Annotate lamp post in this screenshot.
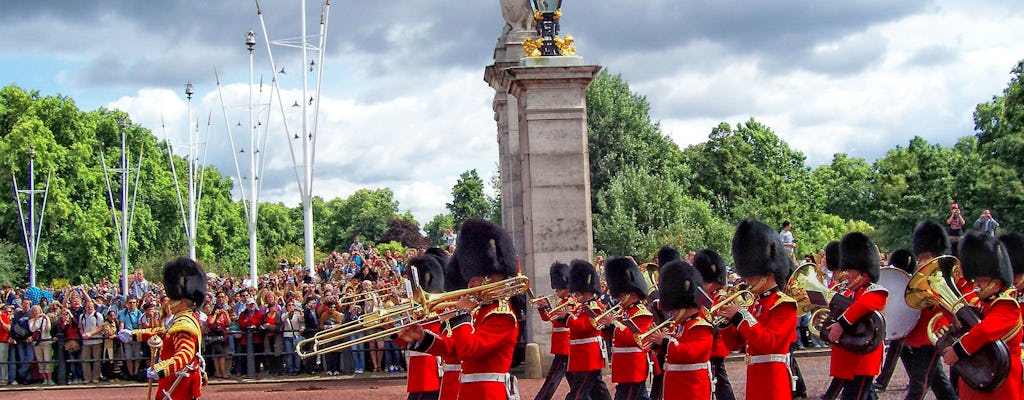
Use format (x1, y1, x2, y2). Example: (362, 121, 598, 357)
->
(246, 29, 259, 288)
(531, 0, 563, 56)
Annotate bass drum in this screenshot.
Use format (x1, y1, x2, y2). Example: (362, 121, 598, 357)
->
(879, 267, 919, 340)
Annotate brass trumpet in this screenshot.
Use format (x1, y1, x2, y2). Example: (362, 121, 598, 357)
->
(708, 285, 756, 328)
(529, 293, 560, 308)
(592, 304, 625, 330)
(547, 298, 577, 314)
(296, 275, 530, 358)
(635, 313, 683, 348)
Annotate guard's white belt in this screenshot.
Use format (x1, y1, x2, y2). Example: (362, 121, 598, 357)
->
(612, 346, 643, 354)
(442, 364, 462, 372)
(460, 372, 508, 384)
(552, 327, 570, 333)
(666, 362, 710, 372)
(569, 336, 602, 346)
(406, 350, 431, 357)
(746, 353, 789, 365)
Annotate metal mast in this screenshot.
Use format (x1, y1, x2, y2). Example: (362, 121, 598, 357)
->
(101, 119, 144, 295)
(186, 82, 198, 260)
(12, 148, 50, 287)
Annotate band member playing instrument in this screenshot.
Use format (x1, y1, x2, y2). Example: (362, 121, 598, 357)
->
(645, 259, 713, 400)
(404, 252, 448, 400)
(716, 219, 797, 400)
(648, 246, 682, 400)
(902, 221, 958, 400)
(564, 259, 612, 400)
(397, 219, 520, 400)
(942, 231, 1023, 400)
(534, 262, 572, 400)
(825, 232, 888, 400)
(603, 257, 655, 400)
(118, 257, 207, 400)
(692, 249, 737, 400)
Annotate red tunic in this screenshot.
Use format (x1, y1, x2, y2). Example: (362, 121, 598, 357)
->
(133, 311, 203, 400)
(904, 305, 941, 348)
(829, 283, 887, 379)
(538, 297, 571, 355)
(662, 316, 713, 400)
(415, 301, 518, 400)
(406, 320, 442, 393)
(736, 290, 796, 400)
(565, 300, 607, 372)
(611, 303, 654, 383)
(951, 291, 1023, 400)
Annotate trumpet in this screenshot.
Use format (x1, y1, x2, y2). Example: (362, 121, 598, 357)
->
(548, 298, 577, 315)
(708, 285, 756, 328)
(529, 293, 560, 309)
(592, 304, 625, 330)
(635, 312, 685, 348)
(295, 275, 530, 358)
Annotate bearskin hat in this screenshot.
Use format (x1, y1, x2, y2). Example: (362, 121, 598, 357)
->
(959, 231, 1013, 287)
(912, 221, 950, 258)
(408, 254, 445, 294)
(568, 259, 601, 295)
(824, 241, 841, 272)
(998, 232, 1024, 277)
(549, 262, 570, 290)
(163, 257, 207, 307)
(839, 232, 880, 282)
(888, 248, 915, 275)
(452, 218, 517, 280)
(656, 245, 681, 269)
(693, 249, 727, 287)
(444, 255, 467, 291)
(731, 219, 790, 279)
(658, 259, 705, 311)
(424, 247, 449, 263)
(605, 257, 649, 300)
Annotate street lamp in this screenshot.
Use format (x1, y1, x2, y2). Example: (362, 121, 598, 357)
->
(185, 81, 194, 100)
(246, 30, 256, 53)
(531, 0, 563, 56)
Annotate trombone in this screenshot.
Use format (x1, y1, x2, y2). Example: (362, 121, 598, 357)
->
(296, 275, 530, 358)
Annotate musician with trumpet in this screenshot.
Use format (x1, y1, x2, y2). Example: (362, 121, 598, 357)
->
(603, 257, 656, 400)
(642, 259, 714, 399)
(715, 219, 797, 400)
(941, 232, 1022, 399)
(824, 232, 888, 399)
(532, 262, 572, 400)
(562, 259, 612, 400)
(403, 253, 447, 400)
(693, 249, 737, 400)
(397, 219, 522, 400)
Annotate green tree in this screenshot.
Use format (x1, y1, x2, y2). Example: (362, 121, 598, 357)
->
(973, 59, 1024, 226)
(447, 169, 490, 228)
(335, 188, 401, 245)
(424, 214, 455, 247)
(813, 153, 874, 223)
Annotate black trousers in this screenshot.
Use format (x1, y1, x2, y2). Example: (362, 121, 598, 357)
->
(650, 352, 666, 400)
(566, 370, 611, 400)
(535, 354, 568, 400)
(407, 391, 439, 400)
(613, 382, 648, 400)
(791, 347, 807, 398)
(899, 345, 957, 400)
(839, 376, 878, 400)
(710, 357, 736, 400)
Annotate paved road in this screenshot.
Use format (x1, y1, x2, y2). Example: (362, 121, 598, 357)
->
(0, 354, 938, 399)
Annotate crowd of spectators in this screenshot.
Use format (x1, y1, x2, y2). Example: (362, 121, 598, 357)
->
(1, 239, 431, 386)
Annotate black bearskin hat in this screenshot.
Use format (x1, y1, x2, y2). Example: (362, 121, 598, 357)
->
(960, 231, 1013, 287)
(656, 246, 681, 269)
(693, 249, 727, 287)
(568, 259, 601, 295)
(913, 221, 950, 258)
(658, 259, 704, 311)
(424, 247, 449, 262)
(824, 241, 841, 272)
(452, 218, 517, 280)
(408, 254, 445, 294)
(549, 262, 570, 290)
(999, 232, 1024, 277)
(888, 248, 915, 275)
(163, 257, 207, 307)
(731, 219, 790, 279)
(605, 257, 649, 300)
(444, 256, 467, 292)
(839, 232, 880, 282)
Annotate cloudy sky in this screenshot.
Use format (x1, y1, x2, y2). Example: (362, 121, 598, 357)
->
(2, 1, 1023, 225)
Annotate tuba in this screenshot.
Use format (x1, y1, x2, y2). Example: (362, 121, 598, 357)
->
(905, 256, 1010, 392)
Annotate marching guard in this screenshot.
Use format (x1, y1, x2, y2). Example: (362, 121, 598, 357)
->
(645, 259, 714, 400)
(716, 219, 797, 400)
(404, 252, 448, 400)
(603, 257, 655, 400)
(825, 232, 888, 400)
(534, 262, 573, 400)
(564, 259, 612, 400)
(397, 218, 521, 400)
(942, 231, 1023, 400)
(693, 249, 737, 400)
(118, 257, 207, 400)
